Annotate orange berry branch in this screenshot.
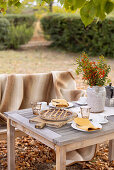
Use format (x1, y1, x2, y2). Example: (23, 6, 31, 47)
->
(75, 52, 111, 86)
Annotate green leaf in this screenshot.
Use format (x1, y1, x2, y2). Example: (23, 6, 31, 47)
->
(95, 0, 107, 20)
(105, 1, 114, 14)
(101, 0, 107, 11)
(93, 0, 100, 6)
(8, 0, 14, 7)
(99, 11, 106, 20)
(80, 1, 97, 26)
(0, 0, 114, 27)
(80, 11, 93, 27)
(15, 2, 22, 7)
(73, 0, 86, 9)
(89, 3, 97, 17)
(58, 0, 64, 5)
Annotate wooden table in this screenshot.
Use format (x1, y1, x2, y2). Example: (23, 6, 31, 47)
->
(5, 108, 114, 170)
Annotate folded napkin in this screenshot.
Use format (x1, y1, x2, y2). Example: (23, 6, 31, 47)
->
(74, 117, 101, 132)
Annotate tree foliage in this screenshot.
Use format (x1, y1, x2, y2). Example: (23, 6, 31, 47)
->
(0, 0, 114, 26)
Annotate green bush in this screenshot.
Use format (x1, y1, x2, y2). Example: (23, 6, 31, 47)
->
(0, 14, 36, 27)
(0, 15, 35, 50)
(7, 24, 34, 49)
(41, 14, 114, 58)
(0, 18, 10, 50)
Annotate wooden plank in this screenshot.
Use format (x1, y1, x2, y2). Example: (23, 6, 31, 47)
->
(18, 111, 33, 117)
(4, 108, 32, 118)
(7, 119, 15, 170)
(109, 139, 114, 161)
(49, 124, 71, 132)
(18, 113, 33, 117)
(56, 127, 76, 134)
(8, 113, 61, 142)
(0, 125, 26, 140)
(53, 121, 114, 145)
(11, 121, 55, 149)
(50, 128, 77, 136)
(65, 133, 114, 152)
(56, 146, 66, 170)
(47, 124, 74, 134)
(18, 109, 32, 114)
(57, 130, 79, 136)
(21, 115, 35, 119)
(0, 112, 7, 121)
(0, 126, 7, 140)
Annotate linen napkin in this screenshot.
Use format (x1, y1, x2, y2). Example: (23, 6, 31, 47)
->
(74, 117, 101, 132)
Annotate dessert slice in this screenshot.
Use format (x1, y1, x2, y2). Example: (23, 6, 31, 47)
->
(51, 99, 69, 107)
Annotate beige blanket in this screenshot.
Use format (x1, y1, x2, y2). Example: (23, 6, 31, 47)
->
(0, 71, 96, 163)
(0, 71, 84, 113)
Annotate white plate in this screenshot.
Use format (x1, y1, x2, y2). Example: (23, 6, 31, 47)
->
(49, 102, 73, 108)
(76, 102, 87, 106)
(76, 97, 87, 105)
(71, 121, 102, 132)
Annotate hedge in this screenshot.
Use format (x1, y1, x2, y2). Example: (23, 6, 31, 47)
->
(0, 18, 10, 50)
(0, 14, 35, 49)
(0, 14, 36, 27)
(40, 14, 114, 58)
(7, 24, 34, 49)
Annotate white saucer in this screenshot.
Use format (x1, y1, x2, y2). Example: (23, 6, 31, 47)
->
(92, 118, 108, 124)
(49, 102, 73, 108)
(71, 121, 102, 132)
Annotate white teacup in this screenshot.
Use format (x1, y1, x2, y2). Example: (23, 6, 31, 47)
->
(98, 116, 108, 124)
(92, 115, 108, 124)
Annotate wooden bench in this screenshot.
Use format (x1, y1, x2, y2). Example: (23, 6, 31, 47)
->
(0, 71, 83, 141)
(5, 108, 114, 170)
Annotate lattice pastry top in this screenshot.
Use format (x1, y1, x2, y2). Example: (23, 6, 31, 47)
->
(39, 108, 75, 121)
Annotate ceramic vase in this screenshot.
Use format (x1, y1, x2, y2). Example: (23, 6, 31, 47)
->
(87, 86, 106, 113)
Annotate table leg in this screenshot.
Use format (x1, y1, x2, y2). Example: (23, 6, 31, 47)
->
(7, 119, 15, 170)
(109, 139, 114, 161)
(56, 146, 66, 170)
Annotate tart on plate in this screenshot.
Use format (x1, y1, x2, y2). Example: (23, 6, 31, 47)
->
(39, 108, 76, 121)
(51, 99, 69, 107)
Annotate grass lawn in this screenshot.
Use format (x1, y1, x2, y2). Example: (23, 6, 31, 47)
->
(0, 47, 114, 89)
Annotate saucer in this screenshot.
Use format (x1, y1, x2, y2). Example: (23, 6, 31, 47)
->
(91, 118, 108, 124)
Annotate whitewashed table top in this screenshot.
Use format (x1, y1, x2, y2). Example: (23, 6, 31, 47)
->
(5, 106, 114, 146)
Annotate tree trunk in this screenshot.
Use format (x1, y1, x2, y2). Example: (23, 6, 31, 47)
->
(49, 1, 53, 12)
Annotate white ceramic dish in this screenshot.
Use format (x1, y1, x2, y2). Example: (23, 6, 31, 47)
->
(91, 118, 108, 124)
(71, 120, 102, 132)
(49, 102, 74, 108)
(75, 97, 87, 106)
(76, 101, 87, 106)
